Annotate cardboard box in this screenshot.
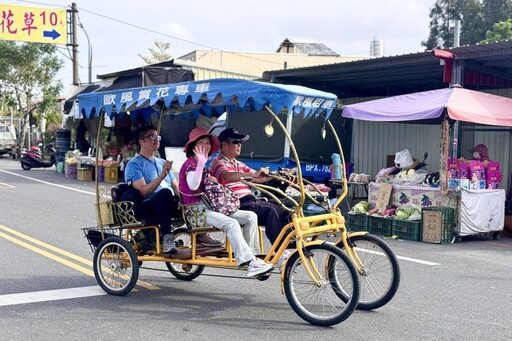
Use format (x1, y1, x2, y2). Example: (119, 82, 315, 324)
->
(422, 207, 455, 244)
(447, 158, 461, 178)
(469, 160, 485, 180)
(104, 166, 118, 183)
(469, 180, 486, 190)
(448, 178, 460, 190)
(77, 167, 93, 181)
(458, 161, 469, 178)
(486, 161, 500, 173)
(422, 211, 442, 243)
(459, 178, 469, 190)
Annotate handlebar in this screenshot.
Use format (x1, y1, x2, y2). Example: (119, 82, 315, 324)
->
(239, 177, 296, 212)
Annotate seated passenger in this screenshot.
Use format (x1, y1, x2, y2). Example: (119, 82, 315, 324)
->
(124, 125, 181, 254)
(210, 128, 292, 247)
(179, 128, 273, 277)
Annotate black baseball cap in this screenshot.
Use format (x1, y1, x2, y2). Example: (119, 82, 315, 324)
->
(218, 128, 250, 142)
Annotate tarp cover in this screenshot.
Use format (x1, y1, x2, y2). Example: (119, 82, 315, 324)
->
(77, 78, 337, 120)
(342, 87, 512, 126)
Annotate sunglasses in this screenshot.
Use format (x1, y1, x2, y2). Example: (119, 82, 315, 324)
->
(229, 140, 242, 145)
(143, 134, 161, 141)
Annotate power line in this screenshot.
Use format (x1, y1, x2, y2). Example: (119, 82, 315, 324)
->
(76, 6, 284, 67)
(15, 0, 284, 67)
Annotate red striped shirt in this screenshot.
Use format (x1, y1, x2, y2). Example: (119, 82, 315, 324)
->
(210, 153, 254, 198)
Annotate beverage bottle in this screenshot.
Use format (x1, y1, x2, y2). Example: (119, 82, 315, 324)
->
(331, 153, 342, 180)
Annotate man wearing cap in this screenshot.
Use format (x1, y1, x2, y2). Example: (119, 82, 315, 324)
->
(210, 128, 291, 246)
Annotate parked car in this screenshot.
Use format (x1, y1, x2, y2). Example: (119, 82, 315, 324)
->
(0, 123, 17, 159)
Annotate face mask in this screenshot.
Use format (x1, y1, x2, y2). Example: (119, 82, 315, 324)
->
(473, 151, 481, 159)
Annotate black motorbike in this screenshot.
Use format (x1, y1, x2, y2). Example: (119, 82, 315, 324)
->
(20, 144, 56, 170)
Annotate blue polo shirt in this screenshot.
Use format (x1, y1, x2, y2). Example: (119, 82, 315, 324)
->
(125, 155, 176, 196)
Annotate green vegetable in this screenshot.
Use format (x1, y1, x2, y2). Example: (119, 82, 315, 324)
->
(395, 209, 410, 220)
(352, 201, 370, 214)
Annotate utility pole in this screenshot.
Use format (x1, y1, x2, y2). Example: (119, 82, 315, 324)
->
(68, 2, 79, 85)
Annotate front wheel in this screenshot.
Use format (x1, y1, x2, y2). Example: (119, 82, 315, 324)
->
(165, 227, 205, 280)
(93, 236, 139, 296)
(283, 243, 360, 327)
(336, 234, 400, 310)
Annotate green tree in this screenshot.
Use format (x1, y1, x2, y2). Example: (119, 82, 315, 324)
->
(423, 0, 512, 50)
(0, 41, 62, 153)
(138, 40, 172, 65)
(422, 0, 483, 50)
(480, 18, 512, 42)
(459, 0, 486, 46)
(483, 0, 512, 30)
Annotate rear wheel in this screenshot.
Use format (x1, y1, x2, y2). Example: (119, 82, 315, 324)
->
(165, 227, 205, 280)
(93, 236, 139, 296)
(283, 243, 360, 326)
(21, 162, 31, 170)
(336, 234, 400, 310)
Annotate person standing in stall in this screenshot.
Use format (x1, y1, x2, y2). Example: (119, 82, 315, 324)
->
(469, 144, 491, 161)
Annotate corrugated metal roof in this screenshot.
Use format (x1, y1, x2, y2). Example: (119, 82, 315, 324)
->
(264, 40, 512, 99)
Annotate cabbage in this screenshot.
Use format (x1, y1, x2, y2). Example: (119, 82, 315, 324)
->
(395, 210, 408, 220)
(352, 201, 370, 214)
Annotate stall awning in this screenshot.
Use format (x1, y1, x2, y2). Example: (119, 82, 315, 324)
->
(77, 78, 337, 120)
(342, 87, 512, 126)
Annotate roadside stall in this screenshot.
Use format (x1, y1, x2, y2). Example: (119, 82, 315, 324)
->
(341, 86, 512, 241)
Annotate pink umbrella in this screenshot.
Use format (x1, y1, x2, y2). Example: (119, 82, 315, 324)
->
(342, 87, 512, 127)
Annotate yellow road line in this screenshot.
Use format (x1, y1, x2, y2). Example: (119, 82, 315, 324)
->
(0, 224, 93, 266)
(0, 230, 95, 276)
(0, 224, 159, 290)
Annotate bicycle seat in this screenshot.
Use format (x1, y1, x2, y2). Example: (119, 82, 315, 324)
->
(111, 182, 142, 204)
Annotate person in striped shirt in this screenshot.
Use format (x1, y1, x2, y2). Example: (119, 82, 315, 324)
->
(210, 128, 291, 246)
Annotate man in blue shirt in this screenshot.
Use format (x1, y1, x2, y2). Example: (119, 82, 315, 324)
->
(124, 125, 180, 254)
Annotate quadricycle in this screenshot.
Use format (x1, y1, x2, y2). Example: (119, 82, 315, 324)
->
(79, 78, 400, 326)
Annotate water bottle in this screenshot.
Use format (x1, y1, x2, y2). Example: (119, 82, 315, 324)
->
(331, 153, 342, 180)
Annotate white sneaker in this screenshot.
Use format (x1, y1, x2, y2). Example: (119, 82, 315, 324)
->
(162, 234, 177, 254)
(247, 258, 274, 277)
(277, 250, 292, 272)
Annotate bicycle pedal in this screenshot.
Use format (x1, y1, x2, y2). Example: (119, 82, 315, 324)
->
(256, 272, 272, 281)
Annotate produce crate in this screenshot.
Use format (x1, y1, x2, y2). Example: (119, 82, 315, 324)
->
(368, 216, 393, 236)
(77, 167, 94, 181)
(392, 219, 422, 241)
(104, 166, 118, 183)
(421, 207, 455, 244)
(345, 213, 369, 232)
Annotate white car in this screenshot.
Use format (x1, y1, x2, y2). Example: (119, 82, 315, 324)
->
(0, 123, 17, 159)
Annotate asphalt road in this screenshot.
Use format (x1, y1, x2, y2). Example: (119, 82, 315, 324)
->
(0, 156, 511, 341)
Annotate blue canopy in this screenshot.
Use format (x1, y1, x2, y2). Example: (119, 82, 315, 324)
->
(77, 78, 337, 120)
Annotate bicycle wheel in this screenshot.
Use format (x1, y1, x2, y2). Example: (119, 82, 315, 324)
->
(93, 236, 139, 296)
(336, 234, 400, 310)
(283, 243, 360, 327)
(165, 227, 205, 280)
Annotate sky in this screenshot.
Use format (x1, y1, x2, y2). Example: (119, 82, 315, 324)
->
(2, 0, 434, 96)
